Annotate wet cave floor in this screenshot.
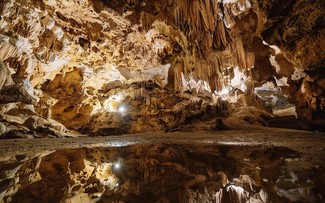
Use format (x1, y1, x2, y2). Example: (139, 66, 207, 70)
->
(0, 128, 324, 203)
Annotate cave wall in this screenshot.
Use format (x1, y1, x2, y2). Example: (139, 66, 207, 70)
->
(0, 0, 323, 136)
(259, 0, 325, 130)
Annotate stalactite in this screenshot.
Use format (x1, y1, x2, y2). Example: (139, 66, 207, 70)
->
(0, 41, 21, 62)
(160, 0, 257, 94)
(235, 38, 247, 70)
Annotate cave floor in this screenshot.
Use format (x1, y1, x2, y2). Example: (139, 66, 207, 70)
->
(1, 128, 324, 164)
(0, 128, 324, 202)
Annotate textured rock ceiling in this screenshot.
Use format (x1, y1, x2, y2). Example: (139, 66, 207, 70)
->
(0, 0, 324, 137)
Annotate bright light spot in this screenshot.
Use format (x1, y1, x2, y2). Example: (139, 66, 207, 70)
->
(117, 105, 126, 113)
(103, 93, 125, 112)
(113, 163, 121, 170)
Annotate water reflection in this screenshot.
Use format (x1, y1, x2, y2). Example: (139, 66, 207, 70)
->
(0, 144, 322, 202)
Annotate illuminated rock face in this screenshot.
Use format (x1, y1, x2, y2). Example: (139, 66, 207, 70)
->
(0, 0, 324, 136)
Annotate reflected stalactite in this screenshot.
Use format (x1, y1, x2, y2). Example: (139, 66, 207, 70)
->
(0, 144, 313, 203)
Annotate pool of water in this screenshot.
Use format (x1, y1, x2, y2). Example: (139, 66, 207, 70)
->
(0, 143, 322, 202)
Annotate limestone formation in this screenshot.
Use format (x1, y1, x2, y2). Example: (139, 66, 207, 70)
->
(0, 1, 324, 202)
(0, 0, 323, 136)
